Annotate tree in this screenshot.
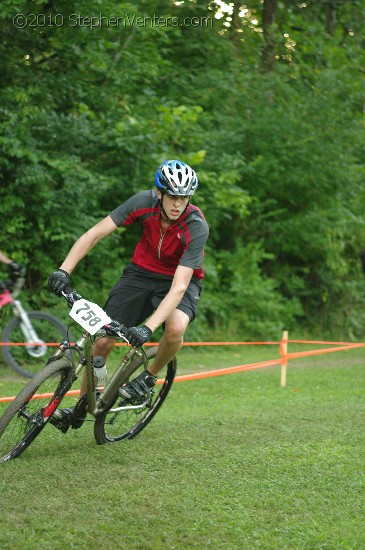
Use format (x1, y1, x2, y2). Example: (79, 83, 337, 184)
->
(1, 0, 364, 339)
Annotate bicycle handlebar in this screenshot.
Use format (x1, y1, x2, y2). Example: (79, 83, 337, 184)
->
(61, 287, 129, 341)
(0, 275, 25, 297)
(62, 286, 82, 306)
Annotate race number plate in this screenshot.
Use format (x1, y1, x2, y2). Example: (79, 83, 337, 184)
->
(69, 299, 111, 335)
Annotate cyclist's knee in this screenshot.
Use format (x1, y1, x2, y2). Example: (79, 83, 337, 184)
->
(164, 317, 188, 342)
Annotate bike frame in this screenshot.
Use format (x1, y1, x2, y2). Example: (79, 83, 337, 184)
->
(0, 288, 176, 461)
(53, 331, 148, 418)
(0, 282, 49, 358)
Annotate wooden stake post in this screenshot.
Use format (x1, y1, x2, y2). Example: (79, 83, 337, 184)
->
(280, 330, 288, 388)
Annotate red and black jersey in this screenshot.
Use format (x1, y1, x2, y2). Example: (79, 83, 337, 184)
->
(110, 190, 209, 279)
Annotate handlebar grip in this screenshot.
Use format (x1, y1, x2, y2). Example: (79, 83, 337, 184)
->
(105, 321, 128, 339)
(62, 288, 82, 307)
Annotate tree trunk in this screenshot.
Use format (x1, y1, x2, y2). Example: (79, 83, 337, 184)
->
(229, 0, 242, 51)
(326, 1, 336, 35)
(262, 0, 277, 71)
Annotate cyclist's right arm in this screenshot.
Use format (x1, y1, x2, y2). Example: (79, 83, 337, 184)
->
(0, 251, 12, 265)
(60, 215, 118, 275)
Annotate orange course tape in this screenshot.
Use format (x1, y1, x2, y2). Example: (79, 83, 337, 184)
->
(0, 339, 364, 403)
(0, 341, 280, 347)
(0, 358, 282, 403)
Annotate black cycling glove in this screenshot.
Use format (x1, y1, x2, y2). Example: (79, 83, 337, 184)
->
(8, 262, 25, 279)
(125, 325, 152, 347)
(48, 269, 71, 296)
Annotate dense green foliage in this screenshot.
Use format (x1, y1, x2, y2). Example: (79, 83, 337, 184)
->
(1, 0, 365, 339)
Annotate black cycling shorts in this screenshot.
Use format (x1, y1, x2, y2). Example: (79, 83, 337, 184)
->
(103, 263, 202, 328)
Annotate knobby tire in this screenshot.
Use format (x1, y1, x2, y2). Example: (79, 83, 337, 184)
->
(1, 311, 69, 378)
(0, 357, 72, 462)
(94, 347, 176, 444)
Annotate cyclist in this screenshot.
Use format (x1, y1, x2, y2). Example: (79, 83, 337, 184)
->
(0, 251, 25, 288)
(48, 160, 209, 427)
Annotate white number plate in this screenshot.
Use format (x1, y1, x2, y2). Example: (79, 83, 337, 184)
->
(69, 299, 111, 335)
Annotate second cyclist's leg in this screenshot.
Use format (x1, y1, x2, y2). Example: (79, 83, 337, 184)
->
(120, 309, 189, 400)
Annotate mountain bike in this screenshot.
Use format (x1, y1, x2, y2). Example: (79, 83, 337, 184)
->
(0, 288, 176, 462)
(0, 274, 69, 378)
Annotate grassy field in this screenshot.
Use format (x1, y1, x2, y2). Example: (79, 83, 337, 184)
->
(0, 344, 364, 549)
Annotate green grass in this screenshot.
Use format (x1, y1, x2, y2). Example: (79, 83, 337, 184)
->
(0, 345, 364, 549)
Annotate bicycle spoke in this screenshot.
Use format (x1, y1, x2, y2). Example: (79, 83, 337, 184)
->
(94, 352, 176, 444)
(0, 358, 72, 461)
(1, 312, 69, 378)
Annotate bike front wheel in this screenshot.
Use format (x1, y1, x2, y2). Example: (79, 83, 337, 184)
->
(94, 347, 176, 444)
(1, 311, 69, 378)
(0, 357, 72, 462)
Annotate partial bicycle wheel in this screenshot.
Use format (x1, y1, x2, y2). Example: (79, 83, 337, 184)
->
(0, 357, 72, 462)
(1, 311, 69, 378)
(94, 347, 176, 444)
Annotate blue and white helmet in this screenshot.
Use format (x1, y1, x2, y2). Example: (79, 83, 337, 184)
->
(155, 160, 198, 196)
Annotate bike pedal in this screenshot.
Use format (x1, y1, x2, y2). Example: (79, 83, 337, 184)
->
(70, 417, 86, 430)
(49, 418, 71, 434)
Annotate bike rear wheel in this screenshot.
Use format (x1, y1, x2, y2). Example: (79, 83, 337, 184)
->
(94, 347, 176, 444)
(0, 357, 72, 462)
(1, 311, 69, 378)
